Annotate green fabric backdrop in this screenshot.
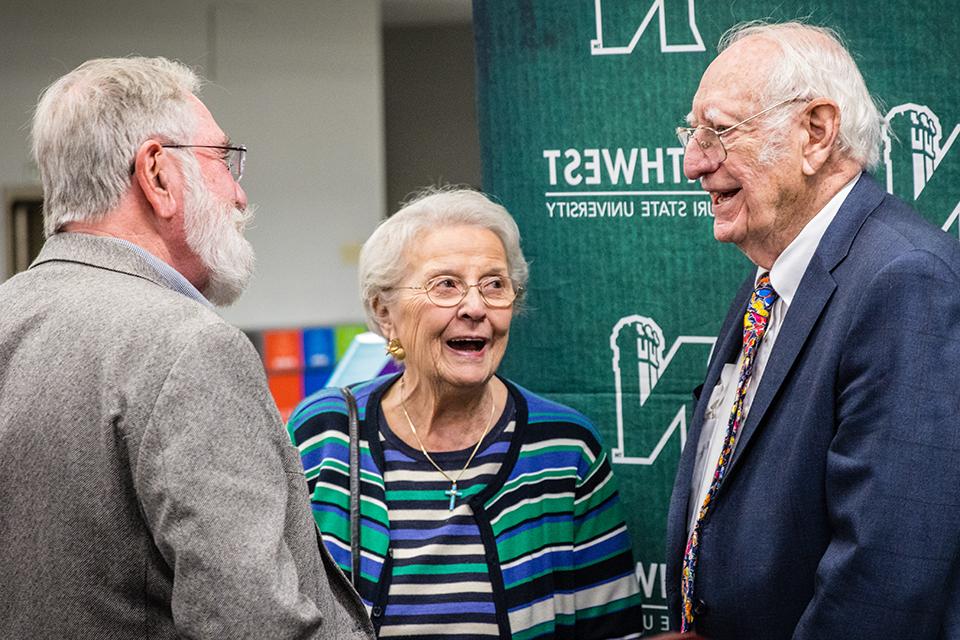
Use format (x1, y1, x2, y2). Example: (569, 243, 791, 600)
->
(473, 0, 959, 631)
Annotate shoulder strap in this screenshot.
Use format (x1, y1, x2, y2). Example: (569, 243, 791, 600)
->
(341, 385, 362, 591)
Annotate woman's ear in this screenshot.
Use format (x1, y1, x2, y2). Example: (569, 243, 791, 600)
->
(372, 295, 394, 338)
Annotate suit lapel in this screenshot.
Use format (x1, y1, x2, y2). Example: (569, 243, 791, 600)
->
(725, 173, 886, 476)
(726, 258, 835, 474)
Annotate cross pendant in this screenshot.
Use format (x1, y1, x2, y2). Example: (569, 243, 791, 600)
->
(445, 482, 462, 511)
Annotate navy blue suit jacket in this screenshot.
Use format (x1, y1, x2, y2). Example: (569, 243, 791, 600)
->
(666, 174, 960, 639)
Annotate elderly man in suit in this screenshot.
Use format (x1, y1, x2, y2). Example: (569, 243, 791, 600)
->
(665, 21, 960, 639)
(0, 57, 373, 639)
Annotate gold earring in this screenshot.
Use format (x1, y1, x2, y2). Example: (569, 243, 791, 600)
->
(386, 337, 406, 361)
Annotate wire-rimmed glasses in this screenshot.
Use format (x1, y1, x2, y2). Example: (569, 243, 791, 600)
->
(161, 144, 247, 182)
(396, 275, 522, 308)
(676, 97, 804, 164)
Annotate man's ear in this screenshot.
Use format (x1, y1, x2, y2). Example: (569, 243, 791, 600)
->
(800, 98, 842, 176)
(371, 295, 394, 338)
(132, 140, 179, 220)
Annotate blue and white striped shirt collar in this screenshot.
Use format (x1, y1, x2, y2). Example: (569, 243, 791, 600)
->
(102, 237, 212, 308)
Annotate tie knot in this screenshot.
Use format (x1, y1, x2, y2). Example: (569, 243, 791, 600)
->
(742, 273, 778, 350)
(752, 273, 778, 311)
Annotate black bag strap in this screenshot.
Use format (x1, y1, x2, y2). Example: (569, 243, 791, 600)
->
(341, 385, 362, 591)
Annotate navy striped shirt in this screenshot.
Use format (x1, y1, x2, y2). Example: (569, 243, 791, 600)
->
(376, 394, 515, 639)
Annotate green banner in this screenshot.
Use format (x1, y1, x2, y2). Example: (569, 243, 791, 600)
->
(474, 0, 959, 632)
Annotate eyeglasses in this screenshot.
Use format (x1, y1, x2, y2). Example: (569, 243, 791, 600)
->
(395, 275, 522, 308)
(161, 144, 247, 182)
(676, 97, 803, 165)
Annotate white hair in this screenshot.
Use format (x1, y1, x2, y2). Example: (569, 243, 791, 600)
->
(179, 152, 255, 307)
(358, 187, 529, 335)
(719, 21, 885, 170)
(31, 57, 201, 236)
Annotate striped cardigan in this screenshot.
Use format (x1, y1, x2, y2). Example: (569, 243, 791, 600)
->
(287, 374, 644, 639)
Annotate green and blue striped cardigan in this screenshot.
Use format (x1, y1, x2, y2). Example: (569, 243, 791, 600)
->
(288, 374, 644, 639)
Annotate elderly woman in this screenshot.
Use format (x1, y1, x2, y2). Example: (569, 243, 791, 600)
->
(288, 188, 643, 639)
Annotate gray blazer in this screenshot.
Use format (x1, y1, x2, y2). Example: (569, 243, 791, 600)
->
(0, 233, 374, 639)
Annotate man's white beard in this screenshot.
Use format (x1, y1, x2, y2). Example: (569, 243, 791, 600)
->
(181, 159, 255, 307)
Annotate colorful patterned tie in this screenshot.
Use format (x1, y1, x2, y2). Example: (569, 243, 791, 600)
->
(680, 273, 778, 632)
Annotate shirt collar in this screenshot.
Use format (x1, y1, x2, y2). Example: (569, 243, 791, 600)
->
(102, 237, 213, 307)
(759, 173, 861, 305)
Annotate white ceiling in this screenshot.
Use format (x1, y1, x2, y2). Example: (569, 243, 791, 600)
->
(382, 0, 473, 26)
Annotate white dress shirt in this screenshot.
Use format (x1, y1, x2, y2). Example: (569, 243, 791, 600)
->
(686, 174, 860, 533)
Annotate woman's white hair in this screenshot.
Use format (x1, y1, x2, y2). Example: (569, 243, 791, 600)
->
(358, 187, 529, 335)
(719, 21, 885, 170)
(31, 57, 201, 236)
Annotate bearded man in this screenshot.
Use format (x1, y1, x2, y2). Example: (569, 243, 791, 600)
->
(665, 22, 960, 640)
(0, 57, 373, 639)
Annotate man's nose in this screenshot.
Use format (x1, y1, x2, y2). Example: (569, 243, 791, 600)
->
(235, 182, 248, 211)
(682, 136, 720, 180)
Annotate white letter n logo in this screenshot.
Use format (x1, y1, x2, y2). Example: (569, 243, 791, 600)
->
(591, 0, 705, 55)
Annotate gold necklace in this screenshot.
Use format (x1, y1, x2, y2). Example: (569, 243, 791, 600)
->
(399, 376, 497, 511)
